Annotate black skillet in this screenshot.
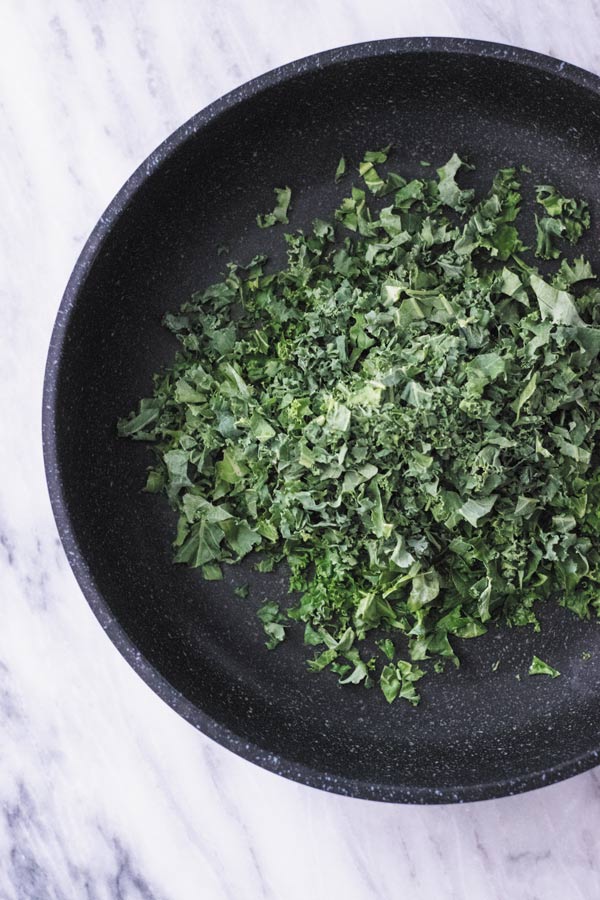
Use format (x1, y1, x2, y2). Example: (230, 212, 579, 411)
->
(43, 38, 600, 803)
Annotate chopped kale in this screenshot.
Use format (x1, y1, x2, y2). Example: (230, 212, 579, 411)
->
(119, 151, 598, 704)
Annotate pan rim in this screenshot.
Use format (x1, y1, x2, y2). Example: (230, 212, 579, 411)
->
(42, 36, 600, 804)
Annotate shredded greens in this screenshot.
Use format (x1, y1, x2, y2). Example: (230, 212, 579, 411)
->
(119, 148, 600, 705)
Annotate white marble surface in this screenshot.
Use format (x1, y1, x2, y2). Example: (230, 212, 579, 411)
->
(3, 1, 600, 897)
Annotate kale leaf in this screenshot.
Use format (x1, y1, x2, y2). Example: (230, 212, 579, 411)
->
(257, 186, 292, 228)
(529, 656, 560, 678)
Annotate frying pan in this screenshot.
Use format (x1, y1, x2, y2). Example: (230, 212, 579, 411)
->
(43, 38, 600, 803)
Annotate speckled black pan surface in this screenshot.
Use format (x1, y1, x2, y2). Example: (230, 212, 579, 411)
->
(44, 38, 600, 803)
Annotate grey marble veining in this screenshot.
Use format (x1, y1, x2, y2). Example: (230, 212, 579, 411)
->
(4, 1, 600, 898)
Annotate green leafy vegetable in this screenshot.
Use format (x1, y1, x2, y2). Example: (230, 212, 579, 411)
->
(436, 152, 474, 212)
(528, 655, 560, 678)
(536, 185, 590, 244)
(119, 149, 600, 705)
(380, 660, 424, 705)
(535, 215, 564, 259)
(335, 156, 347, 183)
(257, 186, 292, 228)
(257, 601, 287, 649)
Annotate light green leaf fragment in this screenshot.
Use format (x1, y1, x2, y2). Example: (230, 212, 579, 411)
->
(401, 380, 431, 408)
(499, 267, 522, 296)
(326, 401, 351, 433)
(514, 496, 538, 518)
(408, 570, 440, 611)
(477, 577, 493, 623)
(174, 518, 224, 567)
(436, 152, 474, 212)
(257, 601, 287, 649)
(360, 161, 386, 195)
(457, 496, 498, 527)
(117, 401, 160, 437)
(334, 155, 346, 183)
(182, 494, 233, 524)
(512, 371, 538, 421)
(378, 638, 395, 661)
(338, 648, 369, 684)
(528, 655, 560, 678)
(216, 448, 248, 484)
(220, 519, 261, 558)
(174, 379, 206, 404)
(257, 186, 292, 228)
(466, 352, 506, 385)
(380, 664, 401, 703)
(249, 412, 276, 442)
(530, 273, 584, 326)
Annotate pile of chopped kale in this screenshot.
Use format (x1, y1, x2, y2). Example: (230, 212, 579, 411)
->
(119, 148, 600, 704)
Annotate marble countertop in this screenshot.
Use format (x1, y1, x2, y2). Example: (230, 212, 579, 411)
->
(3, 1, 600, 897)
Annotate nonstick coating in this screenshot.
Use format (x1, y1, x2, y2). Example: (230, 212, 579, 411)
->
(44, 38, 600, 803)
